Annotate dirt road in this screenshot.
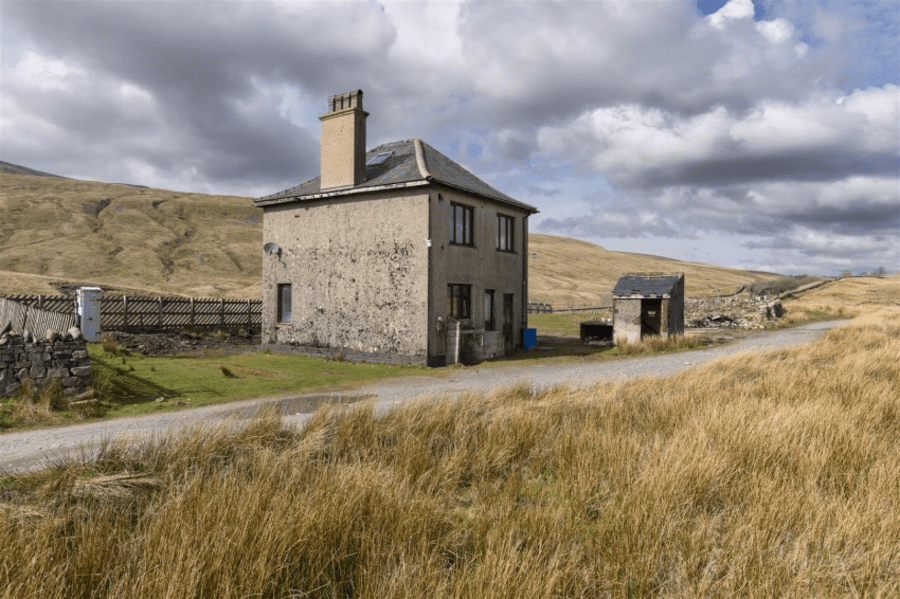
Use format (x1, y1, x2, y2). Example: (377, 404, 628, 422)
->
(0, 320, 846, 473)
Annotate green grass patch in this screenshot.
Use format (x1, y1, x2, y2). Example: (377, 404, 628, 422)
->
(528, 312, 606, 337)
(87, 344, 431, 419)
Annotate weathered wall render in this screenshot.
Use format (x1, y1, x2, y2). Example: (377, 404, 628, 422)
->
(261, 189, 430, 361)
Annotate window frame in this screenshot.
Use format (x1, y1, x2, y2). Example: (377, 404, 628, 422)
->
(447, 284, 472, 319)
(277, 283, 292, 324)
(496, 213, 515, 252)
(449, 202, 474, 246)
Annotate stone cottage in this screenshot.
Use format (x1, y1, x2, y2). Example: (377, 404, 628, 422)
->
(255, 90, 538, 366)
(612, 273, 685, 343)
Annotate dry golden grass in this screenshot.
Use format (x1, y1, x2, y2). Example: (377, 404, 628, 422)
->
(614, 333, 706, 355)
(529, 234, 776, 307)
(781, 275, 900, 324)
(2, 308, 898, 598)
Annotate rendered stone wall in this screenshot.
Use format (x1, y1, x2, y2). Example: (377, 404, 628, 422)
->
(0, 330, 93, 397)
(613, 298, 643, 344)
(429, 187, 532, 361)
(261, 188, 430, 361)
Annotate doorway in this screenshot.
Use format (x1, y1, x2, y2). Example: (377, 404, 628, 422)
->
(640, 298, 662, 338)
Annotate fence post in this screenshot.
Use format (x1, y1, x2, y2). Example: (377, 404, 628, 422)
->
(220, 298, 225, 327)
(38, 295, 43, 310)
(123, 295, 128, 328)
(158, 296, 163, 328)
(190, 297, 195, 327)
(247, 298, 251, 327)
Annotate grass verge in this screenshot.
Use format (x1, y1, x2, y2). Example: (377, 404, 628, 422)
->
(0, 345, 430, 429)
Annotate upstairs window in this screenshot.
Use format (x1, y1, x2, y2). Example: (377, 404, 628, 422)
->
(448, 284, 472, 319)
(277, 284, 291, 323)
(449, 203, 473, 246)
(497, 214, 515, 252)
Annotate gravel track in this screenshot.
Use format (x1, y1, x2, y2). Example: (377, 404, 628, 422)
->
(0, 320, 846, 474)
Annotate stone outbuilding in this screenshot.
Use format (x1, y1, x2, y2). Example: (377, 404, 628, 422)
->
(612, 273, 685, 343)
(254, 90, 538, 366)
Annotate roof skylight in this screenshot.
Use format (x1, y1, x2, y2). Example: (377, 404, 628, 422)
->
(366, 151, 393, 166)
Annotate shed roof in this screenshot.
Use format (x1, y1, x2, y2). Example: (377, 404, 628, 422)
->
(613, 273, 684, 298)
(255, 139, 537, 213)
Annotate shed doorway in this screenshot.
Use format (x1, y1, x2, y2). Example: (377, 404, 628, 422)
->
(640, 298, 662, 338)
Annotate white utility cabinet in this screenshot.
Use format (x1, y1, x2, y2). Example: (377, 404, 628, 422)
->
(76, 287, 103, 342)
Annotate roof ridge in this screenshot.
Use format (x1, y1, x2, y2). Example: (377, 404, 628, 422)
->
(413, 138, 432, 180)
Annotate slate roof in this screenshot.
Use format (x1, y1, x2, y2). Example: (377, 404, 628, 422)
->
(255, 139, 537, 213)
(613, 273, 684, 298)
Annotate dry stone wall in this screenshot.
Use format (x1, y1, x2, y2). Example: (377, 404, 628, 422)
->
(0, 327, 92, 398)
(685, 296, 784, 329)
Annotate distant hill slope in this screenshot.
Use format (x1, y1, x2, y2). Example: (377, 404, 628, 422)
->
(1, 167, 775, 302)
(0, 161, 65, 178)
(0, 172, 262, 298)
(528, 234, 777, 307)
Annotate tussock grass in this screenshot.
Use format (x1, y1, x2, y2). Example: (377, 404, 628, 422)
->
(1, 310, 898, 597)
(614, 333, 706, 355)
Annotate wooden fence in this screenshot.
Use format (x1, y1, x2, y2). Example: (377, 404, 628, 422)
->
(2, 294, 261, 333)
(527, 302, 553, 314)
(102, 296, 261, 330)
(0, 297, 77, 339)
(551, 306, 613, 314)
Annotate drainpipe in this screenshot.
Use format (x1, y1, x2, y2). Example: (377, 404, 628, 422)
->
(455, 320, 461, 365)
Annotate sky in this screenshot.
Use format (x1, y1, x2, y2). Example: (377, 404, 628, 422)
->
(2, 0, 898, 276)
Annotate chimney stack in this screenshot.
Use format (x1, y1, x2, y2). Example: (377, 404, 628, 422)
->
(319, 90, 368, 190)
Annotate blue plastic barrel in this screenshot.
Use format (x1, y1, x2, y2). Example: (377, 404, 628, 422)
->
(523, 328, 537, 349)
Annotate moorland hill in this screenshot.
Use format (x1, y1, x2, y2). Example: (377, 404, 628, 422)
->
(2, 165, 775, 303)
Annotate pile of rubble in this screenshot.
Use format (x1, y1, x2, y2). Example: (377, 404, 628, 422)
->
(106, 328, 260, 357)
(685, 296, 784, 330)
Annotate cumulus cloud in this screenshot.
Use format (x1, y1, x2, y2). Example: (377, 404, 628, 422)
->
(536, 85, 899, 189)
(0, 0, 397, 194)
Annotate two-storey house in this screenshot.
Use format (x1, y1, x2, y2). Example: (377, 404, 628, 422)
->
(255, 90, 537, 366)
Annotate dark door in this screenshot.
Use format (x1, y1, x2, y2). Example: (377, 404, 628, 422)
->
(503, 293, 514, 349)
(640, 298, 662, 338)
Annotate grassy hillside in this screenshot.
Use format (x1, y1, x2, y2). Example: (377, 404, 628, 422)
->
(0, 173, 261, 298)
(2, 168, 774, 302)
(781, 274, 900, 319)
(529, 233, 776, 307)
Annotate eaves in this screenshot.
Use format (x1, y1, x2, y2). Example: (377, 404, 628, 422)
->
(254, 180, 432, 208)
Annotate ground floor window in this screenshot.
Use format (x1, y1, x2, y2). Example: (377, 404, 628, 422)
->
(448, 284, 472, 319)
(277, 283, 291, 323)
(484, 290, 495, 330)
